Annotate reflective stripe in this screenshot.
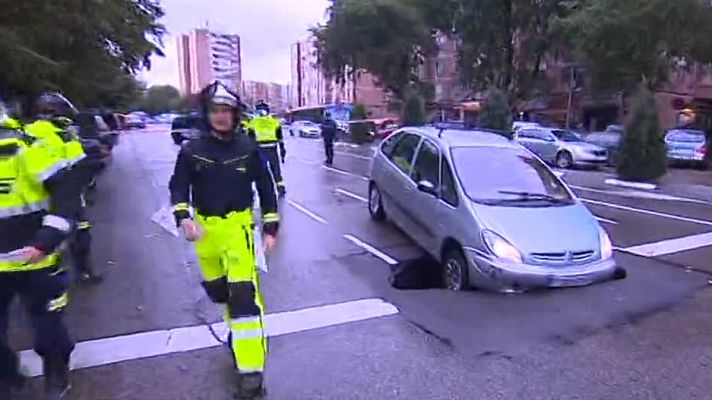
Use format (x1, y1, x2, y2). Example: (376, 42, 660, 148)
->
(0, 199, 50, 218)
(43, 214, 72, 232)
(38, 159, 68, 181)
(238, 366, 264, 374)
(258, 142, 279, 148)
(263, 213, 279, 223)
(66, 153, 86, 167)
(77, 221, 91, 230)
(172, 202, 190, 213)
(231, 316, 261, 325)
(230, 329, 264, 340)
(47, 293, 68, 312)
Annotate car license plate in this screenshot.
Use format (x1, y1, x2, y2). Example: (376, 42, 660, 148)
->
(548, 275, 593, 287)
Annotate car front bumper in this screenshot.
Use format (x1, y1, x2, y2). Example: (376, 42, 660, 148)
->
(467, 250, 618, 292)
(573, 153, 607, 165)
(300, 130, 321, 138)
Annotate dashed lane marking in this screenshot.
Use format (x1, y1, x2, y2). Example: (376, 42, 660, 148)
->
(621, 232, 712, 257)
(343, 234, 399, 265)
(287, 200, 329, 224)
(19, 298, 399, 377)
(335, 188, 368, 203)
(581, 198, 712, 227)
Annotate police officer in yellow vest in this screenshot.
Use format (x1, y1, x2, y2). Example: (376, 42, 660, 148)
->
(0, 101, 80, 399)
(170, 82, 279, 399)
(24, 93, 100, 284)
(246, 101, 286, 197)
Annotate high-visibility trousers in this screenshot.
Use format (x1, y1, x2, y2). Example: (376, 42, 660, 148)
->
(194, 209, 266, 374)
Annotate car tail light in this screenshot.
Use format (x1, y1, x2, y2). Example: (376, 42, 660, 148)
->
(696, 144, 707, 157)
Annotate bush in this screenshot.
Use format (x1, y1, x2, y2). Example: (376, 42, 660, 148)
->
(478, 88, 512, 135)
(616, 88, 667, 181)
(349, 103, 372, 143)
(401, 94, 425, 126)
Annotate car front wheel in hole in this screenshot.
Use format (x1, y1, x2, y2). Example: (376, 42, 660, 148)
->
(555, 151, 573, 169)
(368, 183, 386, 221)
(443, 247, 469, 291)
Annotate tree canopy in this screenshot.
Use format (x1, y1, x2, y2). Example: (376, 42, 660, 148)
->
(139, 85, 183, 116)
(313, 0, 433, 101)
(559, 0, 712, 94)
(0, 0, 165, 110)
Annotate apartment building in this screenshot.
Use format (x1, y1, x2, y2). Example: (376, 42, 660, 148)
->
(242, 80, 289, 112)
(290, 36, 391, 117)
(176, 28, 242, 96)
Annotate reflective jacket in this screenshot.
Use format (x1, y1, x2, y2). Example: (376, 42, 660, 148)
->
(24, 119, 86, 169)
(169, 130, 280, 235)
(0, 129, 79, 272)
(246, 116, 283, 146)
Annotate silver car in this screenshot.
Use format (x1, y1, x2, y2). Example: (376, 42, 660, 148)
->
(368, 127, 617, 292)
(664, 129, 709, 168)
(291, 120, 322, 138)
(514, 127, 607, 168)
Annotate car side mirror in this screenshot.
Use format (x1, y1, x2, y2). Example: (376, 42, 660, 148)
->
(417, 180, 437, 196)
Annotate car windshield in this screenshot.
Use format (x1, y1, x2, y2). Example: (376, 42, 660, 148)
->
(666, 130, 706, 143)
(451, 146, 573, 206)
(551, 129, 582, 142)
(172, 117, 188, 129)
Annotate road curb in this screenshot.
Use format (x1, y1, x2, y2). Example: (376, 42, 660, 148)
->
(604, 178, 657, 190)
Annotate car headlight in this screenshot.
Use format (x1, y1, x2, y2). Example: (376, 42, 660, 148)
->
(482, 230, 522, 263)
(599, 226, 613, 260)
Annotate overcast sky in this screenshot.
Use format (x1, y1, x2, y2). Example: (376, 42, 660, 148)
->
(141, 0, 330, 87)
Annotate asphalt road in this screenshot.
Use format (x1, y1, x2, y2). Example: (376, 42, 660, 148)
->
(9, 125, 712, 400)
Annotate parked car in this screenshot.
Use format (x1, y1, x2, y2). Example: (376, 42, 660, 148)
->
(585, 128, 623, 166)
(374, 118, 399, 139)
(368, 127, 617, 292)
(125, 114, 146, 129)
(512, 121, 542, 133)
(291, 120, 322, 138)
(665, 129, 709, 169)
(171, 114, 203, 145)
(513, 127, 607, 169)
(75, 112, 117, 171)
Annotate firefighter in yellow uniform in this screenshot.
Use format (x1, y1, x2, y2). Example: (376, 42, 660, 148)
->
(0, 106, 80, 399)
(24, 93, 99, 283)
(169, 82, 279, 399)
(246, 101, 286, 197)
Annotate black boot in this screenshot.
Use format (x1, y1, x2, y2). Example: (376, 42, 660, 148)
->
(236, 372, 265, 399)
(43, 355, 70, 400)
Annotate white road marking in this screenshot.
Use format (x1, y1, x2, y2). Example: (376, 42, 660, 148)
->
(287, 200, 329, 224)
(335, 188, 368, 203)
(595, 216, 618, 225)
(343, 234, 399, 265)
(582, 198, 712, 227)
(20, 298, 398, 377)
(605, 178, 657, 190)
(621, 232, 712, 257)
(323, 165, 370, 181)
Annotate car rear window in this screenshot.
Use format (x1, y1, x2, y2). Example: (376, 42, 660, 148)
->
(665, 130, 705, 143)
(451, 146, 572, 205)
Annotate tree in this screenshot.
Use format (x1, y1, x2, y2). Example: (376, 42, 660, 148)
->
(348, 103, 373, 143)
(401, 92, 425, 126)
(560, 0, 712, 94)
(616, 88, 667, 181)
(313, 0, 434, 102)
(140, 85, 182, 115)
(0, 0, 165, 110)
(477, 88, 512, 134)
(454, 0, 570, 99)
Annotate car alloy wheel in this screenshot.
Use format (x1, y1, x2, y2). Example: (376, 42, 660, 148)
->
(368, 183, 386, 221)
(443, 248, 469, 291)
(556, 151, 573, 169)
